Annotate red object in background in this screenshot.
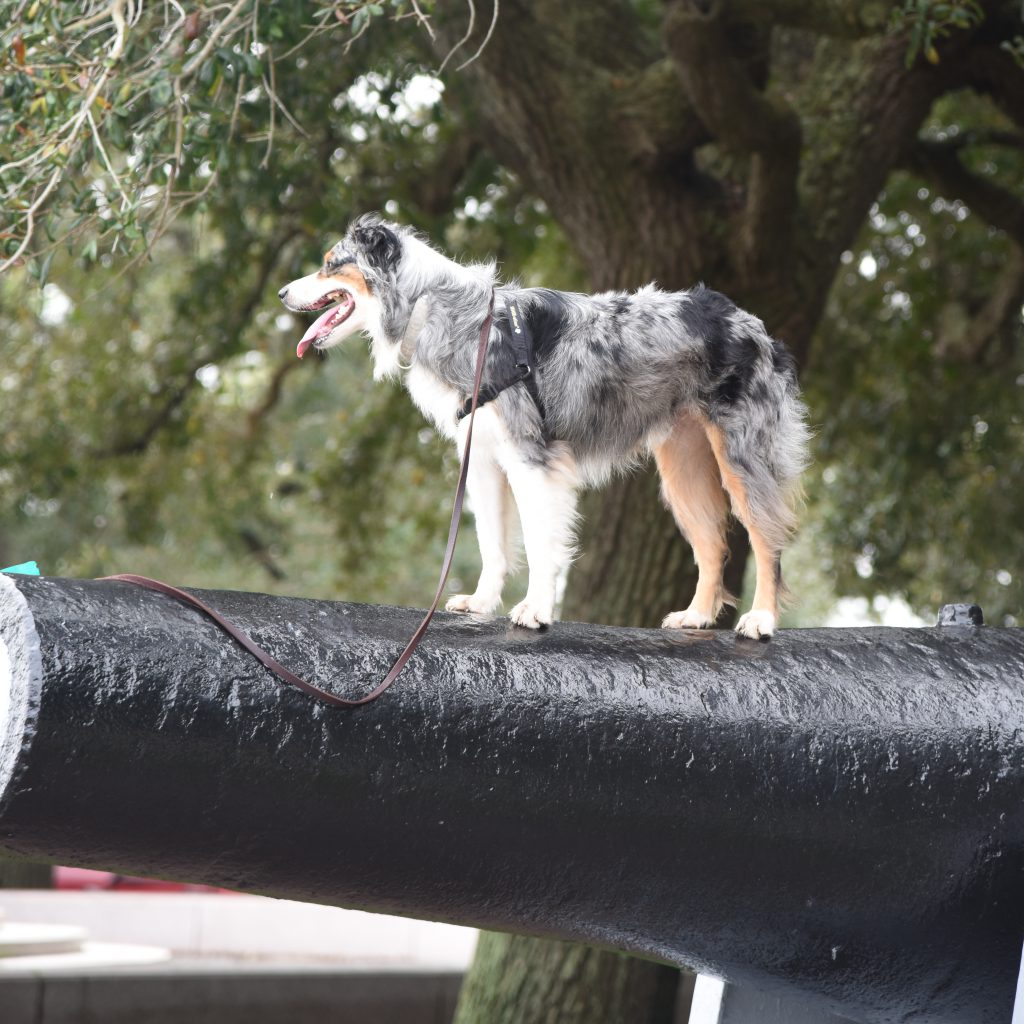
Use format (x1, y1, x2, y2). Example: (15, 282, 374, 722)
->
(54, 866, 227, 892)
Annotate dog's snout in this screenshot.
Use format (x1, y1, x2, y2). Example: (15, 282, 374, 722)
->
(278, 285, 289, 300)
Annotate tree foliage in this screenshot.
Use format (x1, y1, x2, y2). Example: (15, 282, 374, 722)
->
(2, 1, 420, 272)
(812, 134, 1024, 621)
(1, 3, 579, 605)
(1, 0, 1022, 617)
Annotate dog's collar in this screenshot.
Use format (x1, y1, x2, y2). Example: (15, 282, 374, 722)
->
(398, 296, 431, 366)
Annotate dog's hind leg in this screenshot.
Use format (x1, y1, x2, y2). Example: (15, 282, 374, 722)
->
(503, 452, 579, 629)
(654, 412, 734, 630)
(446, 447, 513, 616)
(704, 420, 798, 640)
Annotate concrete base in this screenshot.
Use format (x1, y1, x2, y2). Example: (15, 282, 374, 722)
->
(0, 922, 86, 957)
(0, 964, 462, 1024)
(0, 941, 171, 974)
(0, 891, 476, 966)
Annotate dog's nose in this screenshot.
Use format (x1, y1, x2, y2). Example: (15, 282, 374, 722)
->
(278, 286, 289, 300)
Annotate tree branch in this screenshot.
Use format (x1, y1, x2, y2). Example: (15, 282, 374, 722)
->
(662, 0, 802, 275)
(413, 133, 484, 218)
(726, 0, 896, 39)
(934, 243, 1024, 363)
(236, 527, 287, 581)
(663, 2, 798, 154)
(931, 129, 1024, 151)
(784, 34, 954, 356)
(430, 0, 713, 282)
(908, 139, 1024, 248)
(102, 226, 300, 458)
(614, 59, 709, 171)
(244, 357, 304, 442)
(958, 43, 1024, 131)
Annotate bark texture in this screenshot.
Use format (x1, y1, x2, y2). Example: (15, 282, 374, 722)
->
(0, 855, 51, 888)
(436, 2, 1024, 1021)
(455, 934, 681, 1024)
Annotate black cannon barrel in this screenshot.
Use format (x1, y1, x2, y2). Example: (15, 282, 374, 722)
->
(1, 574, 1023, 1023)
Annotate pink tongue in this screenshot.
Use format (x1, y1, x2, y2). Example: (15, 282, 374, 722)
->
(297, 307, 337, 359)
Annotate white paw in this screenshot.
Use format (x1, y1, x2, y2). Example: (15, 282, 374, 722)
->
(662, 608, 716, 630)
(508, 598, 552, 629)
(735, 609, 776, 641)
(445, 593, 500, 615)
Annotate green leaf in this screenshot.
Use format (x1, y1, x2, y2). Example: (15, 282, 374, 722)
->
(38, 249, 55, 287)
(109, 119, 127, 150)
(151, 79, 173, 106)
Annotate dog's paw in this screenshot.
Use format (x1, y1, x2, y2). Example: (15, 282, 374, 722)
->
(445, 593, 500, 615)
(662, 608, 716, 630)
(735, 609, 776, 641)
(508, 598, 552, 630)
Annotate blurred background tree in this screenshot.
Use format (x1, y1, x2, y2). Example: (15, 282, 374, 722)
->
(1, 0, 1022, 1020)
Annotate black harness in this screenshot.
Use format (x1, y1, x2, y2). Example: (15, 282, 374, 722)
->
(457, 298, 546, 421)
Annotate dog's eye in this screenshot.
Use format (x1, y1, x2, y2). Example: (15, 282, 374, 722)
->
(325, 255, 355, 274)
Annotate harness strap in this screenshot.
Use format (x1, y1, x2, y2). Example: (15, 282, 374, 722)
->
(457, 297, 545, 421)
(101, 291, 496, 709)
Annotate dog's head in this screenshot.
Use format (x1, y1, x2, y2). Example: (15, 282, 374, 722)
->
(278, 214, 405, 358)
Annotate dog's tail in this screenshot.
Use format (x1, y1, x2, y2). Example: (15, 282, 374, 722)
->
(762, 355, 810, 606)
(708, 311, 812, 557)
(762, 334, 812, 504)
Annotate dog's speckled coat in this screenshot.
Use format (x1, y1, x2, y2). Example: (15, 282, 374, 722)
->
(280, 215, 810, 637)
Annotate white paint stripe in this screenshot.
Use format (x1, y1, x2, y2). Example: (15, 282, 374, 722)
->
(1012, 942, 1024, 1024)
(0, 574, 42, 805)
(688, 975, 726, 1024)
(0, 637, 10, 764)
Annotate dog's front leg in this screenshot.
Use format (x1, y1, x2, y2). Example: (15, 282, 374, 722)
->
(504, 460, 578, 629)
(445, 449, 511, 616)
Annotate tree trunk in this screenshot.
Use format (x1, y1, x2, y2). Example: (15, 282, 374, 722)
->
(453, 460, 746, 1024)
(562, 469, 749, 629)
(455, 934, 682, 1024)
(0, 854, 52, 888)
(437, 1, 992, 1019)
(453, 467, 717, 1024)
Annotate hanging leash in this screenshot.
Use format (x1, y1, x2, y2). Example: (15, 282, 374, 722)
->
(101, 292, 496, 709)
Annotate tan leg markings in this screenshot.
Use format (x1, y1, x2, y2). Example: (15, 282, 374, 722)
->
(654, 413, 732, 629)
(705, 423, 781, 640)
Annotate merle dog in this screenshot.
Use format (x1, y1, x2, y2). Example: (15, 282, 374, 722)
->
(279, 215, 810, 638)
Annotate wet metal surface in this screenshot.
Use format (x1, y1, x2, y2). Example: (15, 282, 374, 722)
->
(1, 575, 1023, 1023)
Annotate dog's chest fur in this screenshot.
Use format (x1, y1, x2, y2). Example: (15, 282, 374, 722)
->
(405, 363, 461, 440)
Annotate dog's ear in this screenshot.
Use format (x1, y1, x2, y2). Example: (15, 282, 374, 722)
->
(353, 220, 401, 273)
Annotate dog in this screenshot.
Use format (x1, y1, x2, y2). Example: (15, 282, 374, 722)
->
(278, 214, 810, 639)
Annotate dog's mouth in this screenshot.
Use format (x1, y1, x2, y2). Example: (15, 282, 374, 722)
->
(296, 290, 356, 358)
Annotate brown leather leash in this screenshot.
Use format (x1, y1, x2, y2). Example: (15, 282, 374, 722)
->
(101, 292, 496, 709)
